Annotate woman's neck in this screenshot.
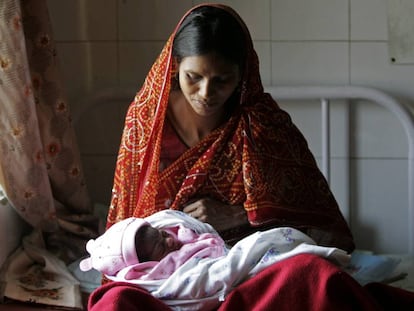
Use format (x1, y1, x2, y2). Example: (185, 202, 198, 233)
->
(167, 91, 225, 147)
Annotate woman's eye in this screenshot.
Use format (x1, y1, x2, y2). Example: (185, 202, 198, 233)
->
(216, 77, 228, 84)
(186, 73, 200, 81)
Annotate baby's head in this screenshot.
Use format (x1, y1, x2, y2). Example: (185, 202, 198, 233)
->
(135, 224, 183, 262)
(79, 217, 183, 276)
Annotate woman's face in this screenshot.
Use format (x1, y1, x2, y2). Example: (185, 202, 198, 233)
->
(137, 226, 183, 262)
(178, 52, 241, 118)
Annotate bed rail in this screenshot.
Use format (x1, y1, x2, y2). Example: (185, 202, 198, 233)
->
(265, 85, 414, 254)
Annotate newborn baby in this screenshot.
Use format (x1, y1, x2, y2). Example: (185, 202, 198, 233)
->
(79, 214, 226, 279)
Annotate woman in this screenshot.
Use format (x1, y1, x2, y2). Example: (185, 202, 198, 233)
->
(107, 3, 354, 252)
(92, 3, 414, 310)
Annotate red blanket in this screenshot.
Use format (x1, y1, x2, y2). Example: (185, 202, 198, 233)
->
(89, 254, 414, 311)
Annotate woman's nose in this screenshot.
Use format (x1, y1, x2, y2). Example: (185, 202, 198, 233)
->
(199, 80, 213, 98)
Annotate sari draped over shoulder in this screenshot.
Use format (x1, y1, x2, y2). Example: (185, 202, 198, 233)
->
(107, 4, 354, 252)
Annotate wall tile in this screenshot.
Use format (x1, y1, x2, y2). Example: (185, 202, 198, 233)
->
(350, 159, 408, 253)
(193, 0, 271, 40)
(47, 0, 117, 41)
(55, 42, 90, 107)
(84, 0, 117, 40)
(254, 41, 271, 86)
(81, 155, 118, 205)
(350, 101, 408, 158)
(47, 0, 85, 40)
(271, 0, 348, 40)
(55, 42, 118, 116)
(118, 0, 192, 40)
(278, 100, 323, 155)
(350, 0, 388, 40)
(271, 42, 349, 85)
(119, 41, 164, 88)
(351, 42, 414, 99)
(89, 42, 118, 91)
(74, 96, 126, 155)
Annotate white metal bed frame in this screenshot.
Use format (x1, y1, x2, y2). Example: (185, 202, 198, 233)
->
(265, 85, 414, 255)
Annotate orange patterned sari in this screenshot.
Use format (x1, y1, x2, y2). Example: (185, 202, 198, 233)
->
(107, 4, 354, 252)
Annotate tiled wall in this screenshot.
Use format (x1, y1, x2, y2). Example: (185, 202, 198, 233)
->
(47, 0, 414, 253)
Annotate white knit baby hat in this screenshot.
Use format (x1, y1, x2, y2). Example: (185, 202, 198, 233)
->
(79, 217, 149, 276)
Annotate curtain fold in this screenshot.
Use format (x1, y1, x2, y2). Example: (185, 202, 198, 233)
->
(0, 0, 98, 262)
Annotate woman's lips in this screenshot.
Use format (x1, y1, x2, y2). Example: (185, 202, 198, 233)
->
(194, 100, 216, 107)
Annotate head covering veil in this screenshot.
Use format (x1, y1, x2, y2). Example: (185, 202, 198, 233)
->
(107, 4, 354, 251)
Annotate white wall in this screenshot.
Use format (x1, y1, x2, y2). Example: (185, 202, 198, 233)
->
(47, 0, 414, 254)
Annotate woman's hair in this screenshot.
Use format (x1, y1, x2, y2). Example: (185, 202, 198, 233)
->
(172, 6, 246, 70)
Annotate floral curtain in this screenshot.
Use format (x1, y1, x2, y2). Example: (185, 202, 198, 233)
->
(0, 0, 98, 262)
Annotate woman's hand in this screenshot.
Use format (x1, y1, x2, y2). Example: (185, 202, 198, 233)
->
(182, 198, 248, 232)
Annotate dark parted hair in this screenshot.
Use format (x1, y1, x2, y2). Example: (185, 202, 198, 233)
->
(172, 6, 246, 71)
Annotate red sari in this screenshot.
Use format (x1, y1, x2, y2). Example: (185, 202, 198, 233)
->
(106, 3, 353, 252)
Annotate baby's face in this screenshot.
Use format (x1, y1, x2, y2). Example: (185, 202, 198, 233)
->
(137, 226, 183, 262)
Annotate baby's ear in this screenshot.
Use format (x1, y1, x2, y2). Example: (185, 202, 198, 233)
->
(79, 257, 93, 271)
(85, 239, 95, 252)
(79, 239, 96, 271)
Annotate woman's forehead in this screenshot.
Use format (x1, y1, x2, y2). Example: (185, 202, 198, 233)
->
(179, 53, 239, 74)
